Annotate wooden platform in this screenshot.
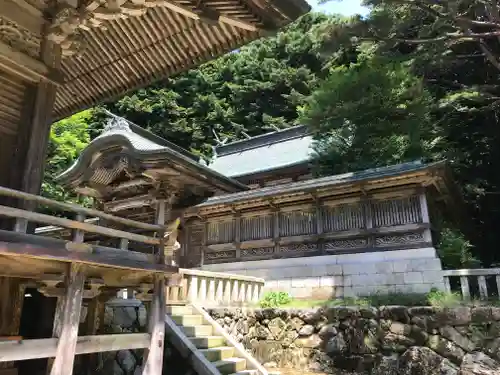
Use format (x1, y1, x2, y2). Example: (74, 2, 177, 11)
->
(0, 231, 177, 287)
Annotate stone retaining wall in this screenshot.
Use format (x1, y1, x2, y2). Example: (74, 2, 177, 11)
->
(207, 306, 500, 374)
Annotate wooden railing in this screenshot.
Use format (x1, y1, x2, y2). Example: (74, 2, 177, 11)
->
(443, 268, 500, 300)
(166, 269, 265, 306)
(0, 185, 165, 261)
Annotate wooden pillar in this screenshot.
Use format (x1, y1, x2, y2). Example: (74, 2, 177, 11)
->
(143, 199, 168, 375)
(47, 214, 85, 375)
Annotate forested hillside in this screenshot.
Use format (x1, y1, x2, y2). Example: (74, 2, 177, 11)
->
(46, 4, 500, 267)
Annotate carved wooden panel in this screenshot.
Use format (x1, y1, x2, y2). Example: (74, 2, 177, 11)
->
(371, 195, 422, 227)
(278, 243, 317, 253)
(321, 202, 364, 233)
(241, 247, 274, 257)
(279, 209, 316, 237)
(375, 232, 425, 246)
(324, 237, 368, 251)
(205, 250, 236, 261)
(206, 220, 235, 244)
(240, 215, 272, 241)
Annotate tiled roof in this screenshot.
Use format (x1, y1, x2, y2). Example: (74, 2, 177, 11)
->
(208, 125, 314, 178)
(197, 160, 436, 207)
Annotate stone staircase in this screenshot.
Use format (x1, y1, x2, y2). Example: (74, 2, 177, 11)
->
(165, 304, 266, 375)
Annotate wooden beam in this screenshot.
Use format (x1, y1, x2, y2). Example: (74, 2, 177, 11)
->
(0, 333, 150, 362)
(0, 205, 161, 245)
(49, 263, 85, 375)
(0, 239, 177, 274)
(0, 41, 62, 85)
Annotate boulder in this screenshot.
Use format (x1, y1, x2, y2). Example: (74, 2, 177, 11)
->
(399, 346, 458, 375)
(436, 308, 472, 326)
(298, 324, 315, 336)
(326, 332, 346, 355)
(440, 326, 475, 352)
(459, 352, 500, 375)
(427, 335, 466, 365)
(318, 323, 338, 340)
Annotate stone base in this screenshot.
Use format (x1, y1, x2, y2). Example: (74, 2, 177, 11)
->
(201, 248, 445, 298)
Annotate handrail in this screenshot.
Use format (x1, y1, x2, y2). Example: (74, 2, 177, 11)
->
(0, 185, 161, 231)
(0, 205, 160, 245)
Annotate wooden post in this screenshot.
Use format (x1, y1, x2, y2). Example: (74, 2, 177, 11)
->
(47, 214, 86, 375)
(49, 263, 85, 375)
(143, 199, 167, 375)
(83, 293, 106, 375)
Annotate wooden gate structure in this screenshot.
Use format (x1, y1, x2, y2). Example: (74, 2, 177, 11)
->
(0, 1, 310, 374)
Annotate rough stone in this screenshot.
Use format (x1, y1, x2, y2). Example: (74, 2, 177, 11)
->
(399, 346, 458, 375)
(359, 306, 378, 319)
(471, 307, 492, 323)
(372, 354, 399, 375)
(117, 350, 136, 373)
(295, 334, 322, 348)
(408, 306, 437, 316)
(326, 333, 346, 355)
(318, 323, 338, 340)
(459, 352, 500, 375)
(389, 322, 412, 336)
(290, 317, 305, 331)
(381, 306, 410, 324)
(298, 324, 315, 336)
(436, 307, 472, 326)
(440, 326, 476, 352)
(427, 335, 466, 365)
(491, 307, 500, 321)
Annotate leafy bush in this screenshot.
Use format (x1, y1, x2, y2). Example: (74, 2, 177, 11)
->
(426, 289, 463, 308)
(437, 227, 480, 270)
(259, 292, 292, 308)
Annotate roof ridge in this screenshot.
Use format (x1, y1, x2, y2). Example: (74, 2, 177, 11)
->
(215, 125, 310, 157)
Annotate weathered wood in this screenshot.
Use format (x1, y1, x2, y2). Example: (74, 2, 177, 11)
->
(0, 186, 162, 232)
(0, 277, 25, 371)
(143, 198, 168, 375)
(0, 205, 160, 245)
(48, 263, 86, 375)
(0, 240, 177, 274)
(143, 275, 166, 375)
(0, 333, 151, 362)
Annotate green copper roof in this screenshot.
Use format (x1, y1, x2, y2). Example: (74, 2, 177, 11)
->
(208, 126, 313, 178)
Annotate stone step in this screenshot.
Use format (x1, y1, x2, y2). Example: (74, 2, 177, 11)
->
(166, 305, 193, 315)
(189, 335, 226, 349)
(200, 346, 235, 362)
(170, 314, 203, 326)
(228, 370, 258, 375)
(214, 358, 247, 375)
(181, 324, 213, 337)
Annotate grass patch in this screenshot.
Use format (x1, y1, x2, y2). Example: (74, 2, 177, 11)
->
(257, 290, 500, 309)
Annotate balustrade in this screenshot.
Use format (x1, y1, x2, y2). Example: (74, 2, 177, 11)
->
(165, 269, 264, 307)
(443, 268, 500, 300)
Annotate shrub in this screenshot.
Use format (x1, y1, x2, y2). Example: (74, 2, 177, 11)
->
(259, 291, 292, 308)
(426, 289, 463, 308)
(437, 227, 480, 269)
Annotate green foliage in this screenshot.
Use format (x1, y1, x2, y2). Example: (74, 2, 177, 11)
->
(300, 57, 434, 175)
(426, 290, 462, 308)
(437, 227, 481, 270)
(42, 110, 92, 209)
(259, 292, 292, 308)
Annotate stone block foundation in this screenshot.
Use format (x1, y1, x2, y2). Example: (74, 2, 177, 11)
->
(201, 247, 445, 299)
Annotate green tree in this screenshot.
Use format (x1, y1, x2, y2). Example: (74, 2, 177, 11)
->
(300, 54, 434, 175)
(42, 110, 91, 205)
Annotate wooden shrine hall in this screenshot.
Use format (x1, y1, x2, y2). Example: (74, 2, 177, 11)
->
(0, 1, 310, 375)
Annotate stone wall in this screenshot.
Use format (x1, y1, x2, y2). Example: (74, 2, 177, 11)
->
(207, 306, 500, 374)
(202, 248, 445, 299)
(77, 299, 192, 375)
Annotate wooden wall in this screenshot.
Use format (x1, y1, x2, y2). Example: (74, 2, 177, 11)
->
(184, 190, 432, 266)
